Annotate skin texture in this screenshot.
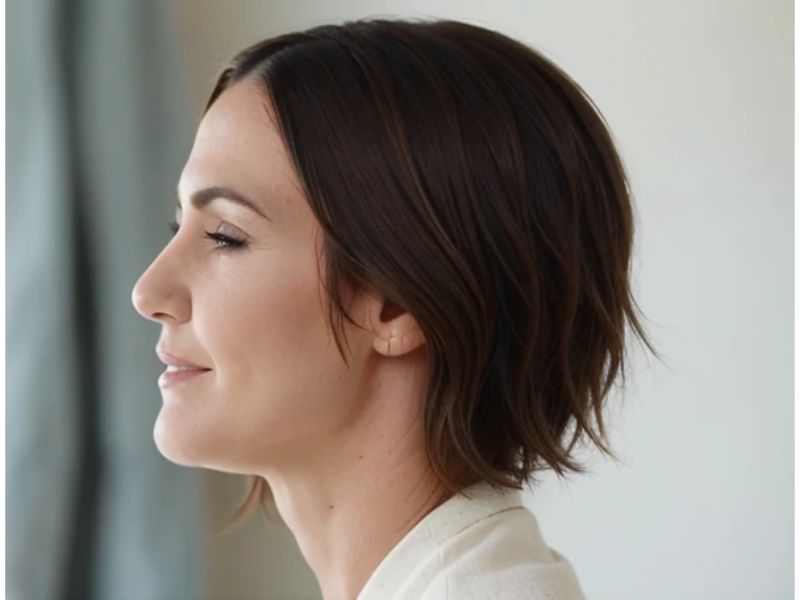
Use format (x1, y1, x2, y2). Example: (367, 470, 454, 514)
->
(130, 79, 450, 600)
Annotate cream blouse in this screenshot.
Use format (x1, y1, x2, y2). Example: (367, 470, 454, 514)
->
(356, 480, 586, 599)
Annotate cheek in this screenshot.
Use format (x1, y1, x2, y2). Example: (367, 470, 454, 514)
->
(200, 252, 354, 432)
(207, 254, 327, 378)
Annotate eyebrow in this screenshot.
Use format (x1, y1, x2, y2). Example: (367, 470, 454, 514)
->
(175, 185, 272, 222)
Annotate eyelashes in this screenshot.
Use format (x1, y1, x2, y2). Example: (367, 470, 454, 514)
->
(168, 219, 247, 251)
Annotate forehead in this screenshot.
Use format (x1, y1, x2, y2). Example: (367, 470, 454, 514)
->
(178, 79, 302, 211)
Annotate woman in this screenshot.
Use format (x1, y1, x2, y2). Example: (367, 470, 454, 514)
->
(131, 17, 659, 600)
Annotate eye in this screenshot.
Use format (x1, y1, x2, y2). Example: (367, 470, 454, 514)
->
(168, 219, 247, 251)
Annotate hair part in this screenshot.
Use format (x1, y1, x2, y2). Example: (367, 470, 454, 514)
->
(201, 17, 664, 538)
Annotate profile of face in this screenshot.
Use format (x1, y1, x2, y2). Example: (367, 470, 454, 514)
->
(131, 79, 421, 475)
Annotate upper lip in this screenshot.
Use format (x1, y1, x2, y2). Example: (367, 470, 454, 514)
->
(156, 347, 211, 370)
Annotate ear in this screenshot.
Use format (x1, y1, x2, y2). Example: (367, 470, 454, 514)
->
(366, 295, 427, 357)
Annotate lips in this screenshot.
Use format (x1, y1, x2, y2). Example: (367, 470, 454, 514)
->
(155, 347, 211, 371)
(158, 366, 211, 388)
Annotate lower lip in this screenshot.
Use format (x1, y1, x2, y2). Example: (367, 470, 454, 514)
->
(158, 368, 212, 388)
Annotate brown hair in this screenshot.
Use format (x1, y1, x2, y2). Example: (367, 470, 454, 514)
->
(201, 17, 663, 538)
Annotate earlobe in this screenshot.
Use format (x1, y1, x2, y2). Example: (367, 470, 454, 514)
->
(400, 327, 426, 353)
(388, 332, 399, 355)
(368, 299, 426, 356)
(374, 325, 426, 356)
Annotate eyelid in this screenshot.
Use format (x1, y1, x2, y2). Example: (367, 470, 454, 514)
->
(174, 207, 249, 235)
(167, 219, 247, 252)
(216, 221, 248, 238)
(171, 214, 247, 235)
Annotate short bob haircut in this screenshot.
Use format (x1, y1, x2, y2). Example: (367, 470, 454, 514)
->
(204, 17, 661, 537)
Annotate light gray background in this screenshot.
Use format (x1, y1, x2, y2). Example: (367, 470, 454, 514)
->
(170, 2, 793, 598)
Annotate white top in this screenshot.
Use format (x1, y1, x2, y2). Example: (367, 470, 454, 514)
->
(356, 480, 586, 600)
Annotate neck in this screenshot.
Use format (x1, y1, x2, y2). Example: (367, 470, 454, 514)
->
(258, 392, 453, 600)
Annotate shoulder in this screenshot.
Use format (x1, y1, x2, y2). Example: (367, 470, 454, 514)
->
(356, 482, 587, 600)
(419, 507, 587, 600)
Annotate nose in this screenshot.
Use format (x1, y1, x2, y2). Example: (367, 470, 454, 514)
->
(131, 257, 188, 324)
(131, 275, 155, 320)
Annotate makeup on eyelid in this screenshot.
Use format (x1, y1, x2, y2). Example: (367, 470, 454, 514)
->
(168, 220, 248, 250)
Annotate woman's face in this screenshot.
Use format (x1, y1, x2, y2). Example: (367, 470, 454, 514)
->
(131, 80, 370, 473)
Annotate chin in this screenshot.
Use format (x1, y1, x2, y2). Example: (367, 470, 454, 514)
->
(152, 415, 199, 467)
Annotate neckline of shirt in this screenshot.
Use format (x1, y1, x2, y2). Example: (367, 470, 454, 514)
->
(356, 479, 526, 598)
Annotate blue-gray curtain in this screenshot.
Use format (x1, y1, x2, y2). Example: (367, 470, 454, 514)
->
(7, 1, 204, 598)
